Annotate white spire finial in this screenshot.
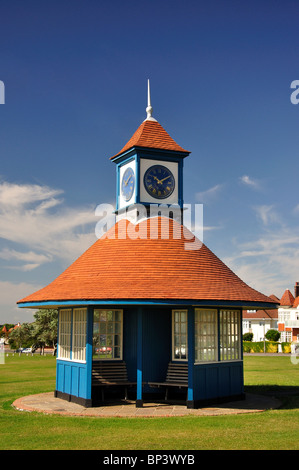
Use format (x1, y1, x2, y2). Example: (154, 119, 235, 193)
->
(145, 79, 157, 122)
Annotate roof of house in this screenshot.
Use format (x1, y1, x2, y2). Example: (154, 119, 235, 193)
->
(18, 217, 277, 308)
(110, 119, 190, 160)
(242, 309, 278, 320)
(293, 296, 299, 308)
(280, 288, 295, 306)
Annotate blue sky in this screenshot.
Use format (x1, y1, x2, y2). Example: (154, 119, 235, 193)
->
(0, 0, 299, 323)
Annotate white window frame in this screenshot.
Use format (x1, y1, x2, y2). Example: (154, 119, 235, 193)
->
(172, 310, 188, 361)
(93, 309, 123, 361)
(58, 309, 72, 360)
(194, 309, 218, 363)
(72, 308, 87, 363)
(220, 309, 241, 361)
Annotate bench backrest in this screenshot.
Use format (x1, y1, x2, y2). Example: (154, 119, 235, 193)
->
(165, 362, 188, 385)
(92, 361, 129, 384)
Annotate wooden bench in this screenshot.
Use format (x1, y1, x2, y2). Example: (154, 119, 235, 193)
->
(92, 361, 136, 401)
(148, 362, 188, 400)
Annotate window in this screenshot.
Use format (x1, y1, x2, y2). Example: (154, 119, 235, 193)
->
(58, 308, 87, 362)
(195, 309, 218, 362)
(172, 310, 188, 360)
(58, 309, 72, 360)
(93, 309, 123, 360)
(281, 331, 292, 342)
(72, 308, 87, 362)
(220, 310, 241, 361)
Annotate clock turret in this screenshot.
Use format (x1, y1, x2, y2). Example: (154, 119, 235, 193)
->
(110, 81, 190, 223)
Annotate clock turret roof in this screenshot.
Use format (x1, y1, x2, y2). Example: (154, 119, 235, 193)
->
(110, 120, 190, 160)
(111, 80, 190, 159)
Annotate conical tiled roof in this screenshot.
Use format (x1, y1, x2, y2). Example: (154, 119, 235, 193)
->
(17, 218, 276, 307)
(280, 289, 295, 306)
(110, 120, 190, 160)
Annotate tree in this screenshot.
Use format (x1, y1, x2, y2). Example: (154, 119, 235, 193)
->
(33, 309, 58, 355)
(9, 323, 34, 350)
(243, 332, 253, 342)
(265, 329, 280, 342)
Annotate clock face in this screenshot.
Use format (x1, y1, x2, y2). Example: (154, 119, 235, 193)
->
(121, 167, 135, 201)
(144, 164, 175, 199)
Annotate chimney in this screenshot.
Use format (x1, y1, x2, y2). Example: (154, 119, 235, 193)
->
(295, 282, 299, 298)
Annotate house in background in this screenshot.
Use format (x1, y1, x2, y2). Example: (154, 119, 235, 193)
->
(242, 295, 279, 342)
(278, 283, 299, 343)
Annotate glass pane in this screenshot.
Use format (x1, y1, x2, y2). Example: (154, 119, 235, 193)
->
(114, 311, 121, 322)
(100, 311, 106, 322)
(180, 311, 187, 322)
(181, 322, 187, 334)
(107, 311, 113, 321)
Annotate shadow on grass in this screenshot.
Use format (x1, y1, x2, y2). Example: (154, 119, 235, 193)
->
(245, 385, 299, 410)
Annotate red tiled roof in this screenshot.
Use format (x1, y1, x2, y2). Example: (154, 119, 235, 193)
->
(280, 289, 295, 306)
(18, 218, 276, 307)
(110, 120, 190, 159)
(293, 296, 299, 308)
(269, 294, 280, 303)
(242, 309, 278, 319)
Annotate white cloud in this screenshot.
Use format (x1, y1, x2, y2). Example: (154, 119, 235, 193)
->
(253, 205, 281, 226)
(239, 175, 260, 189)
(223, 228, 299, 298)
(0, 181, 97, 266)
(195, 184, 224, 202)
(0, 280, 43, 323)
(0, 181, 63, 208)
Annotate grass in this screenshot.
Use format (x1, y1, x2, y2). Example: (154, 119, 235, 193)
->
(0, 354, 299, 450)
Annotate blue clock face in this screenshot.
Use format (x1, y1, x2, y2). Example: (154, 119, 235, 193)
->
(121, 167, 135, 201)
(144, 165, 175, 199)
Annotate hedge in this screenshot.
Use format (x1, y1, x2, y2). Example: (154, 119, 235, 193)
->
(243, 341, 291, 353)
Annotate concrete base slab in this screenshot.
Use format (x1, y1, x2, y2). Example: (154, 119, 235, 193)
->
(12, 392, 281, 418)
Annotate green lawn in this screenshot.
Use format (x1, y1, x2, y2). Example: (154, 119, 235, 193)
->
(0, 354, 298, 450)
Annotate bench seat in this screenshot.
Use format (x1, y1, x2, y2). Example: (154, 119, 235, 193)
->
(148, 362, 188, 400)
(92, 361, 136, 401)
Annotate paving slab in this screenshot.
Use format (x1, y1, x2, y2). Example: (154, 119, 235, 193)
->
(12, 392, 281, 418)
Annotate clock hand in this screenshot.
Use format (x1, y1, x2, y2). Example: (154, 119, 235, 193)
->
(124, 175, 132, 186)
(153, 175, 162, 184)
(159, 175, 171, 183)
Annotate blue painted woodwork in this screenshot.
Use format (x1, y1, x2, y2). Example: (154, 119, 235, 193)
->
(193, 361, 244, 403)
(136, 307, 143, 406)
(187, 307, 194, 405)
(114, 147, 185, 212)
(17, 299, 276, 309)
(54, 304, 245, 407)
(56, 359, 89, 398)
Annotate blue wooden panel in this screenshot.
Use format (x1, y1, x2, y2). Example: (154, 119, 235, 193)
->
(64, 364, 71, 394)
(193, 361, 243, 401)
(56, 362, 65, 392)
(206, 366, 219, 399)
(142, 308, 171, 384)
(78, 367, 87, 398)
(56, 359, 89, 398)
(71, 366, 79, 396)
